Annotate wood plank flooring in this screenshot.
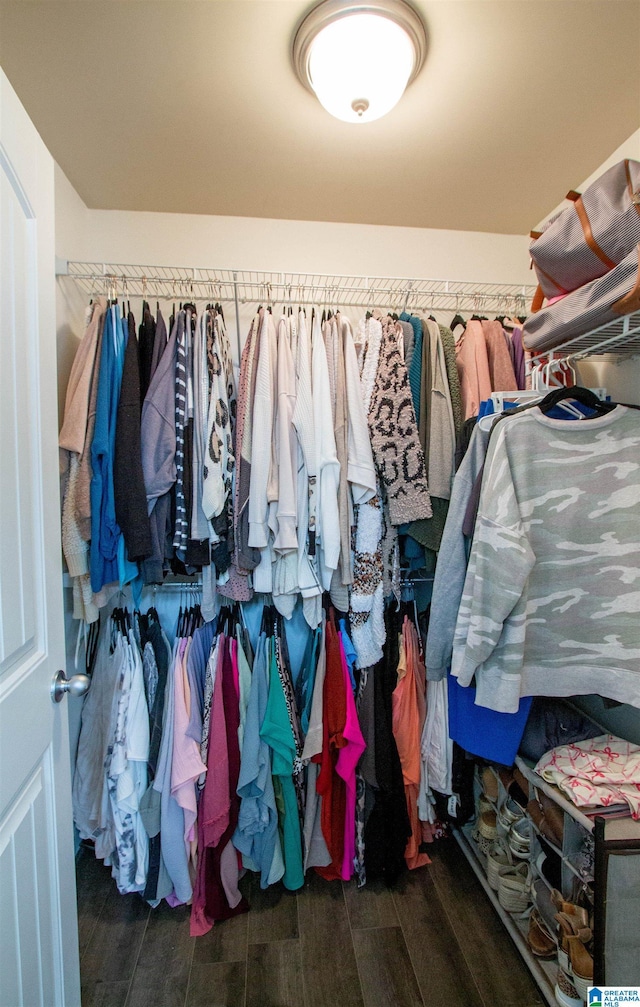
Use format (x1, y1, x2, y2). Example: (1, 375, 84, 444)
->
(77, 839, 545, 1007)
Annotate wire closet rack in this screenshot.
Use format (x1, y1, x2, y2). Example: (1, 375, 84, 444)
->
(57, 261, 640, 362)
(57, 261, 535, 314)
(528, 310, 640, 365)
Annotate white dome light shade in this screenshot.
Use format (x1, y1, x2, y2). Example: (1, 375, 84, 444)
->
(308, 13, 415, 123)
(293, 1, 427, 125)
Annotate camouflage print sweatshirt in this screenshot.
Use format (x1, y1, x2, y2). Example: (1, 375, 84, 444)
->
(451, 405, 640, 713)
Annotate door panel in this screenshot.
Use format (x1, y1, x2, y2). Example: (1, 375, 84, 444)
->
(0, 162, 36, 672)
(0, 68, 80, 1007)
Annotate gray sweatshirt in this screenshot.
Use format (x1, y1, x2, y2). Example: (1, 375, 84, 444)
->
(451, 406, 640, 713)
(425, 420, 492, 680)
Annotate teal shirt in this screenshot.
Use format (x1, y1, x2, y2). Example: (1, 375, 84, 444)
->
(259, 640, 304, 890)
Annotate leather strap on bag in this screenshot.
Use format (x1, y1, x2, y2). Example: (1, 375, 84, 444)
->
(612, 245, 640, 315)
(530, 285, 545, 313)
(625, 159, 640, 216)
(566, 189, 617, 271)
(534, 260, 565, 297)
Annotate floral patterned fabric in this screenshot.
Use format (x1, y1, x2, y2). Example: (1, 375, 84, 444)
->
(535, 734, 640, 820)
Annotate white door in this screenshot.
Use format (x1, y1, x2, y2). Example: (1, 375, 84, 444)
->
(0, 69, 81, 1007)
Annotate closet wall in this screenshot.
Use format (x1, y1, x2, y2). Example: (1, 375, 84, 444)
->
(54, 161, 536, 413)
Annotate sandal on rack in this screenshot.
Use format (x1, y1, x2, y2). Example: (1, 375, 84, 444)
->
(497, 797, 524, 839)
(478, 808, 498, 843)
(554, 911, 592, 981)
(527, 908, 557, 958)
(538, 791, 565, 847)
(565, 932, 594, 1002)
(527, 797, 545, 831)
(471, 824, 494, 857)
(532, 879, 559, 935)
(508, 816, 531, 860)
(487, 838, 512, 891)
(555, 912, 594, 1002)
(528, 797, 564, 850)
(498, 861, 531, 914)
(481, 766, 499, 802)
(555, 967, 584, 1007)
(550, 890, 590, 929)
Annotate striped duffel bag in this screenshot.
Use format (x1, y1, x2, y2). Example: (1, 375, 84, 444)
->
(522, 243, 640, 353)
(529, 159, 640, 302)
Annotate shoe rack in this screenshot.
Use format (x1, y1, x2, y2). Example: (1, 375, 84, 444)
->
(453, 757, 640, 1006)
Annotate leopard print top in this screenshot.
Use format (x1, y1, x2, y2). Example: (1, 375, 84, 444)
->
(367, 320, 432, 525)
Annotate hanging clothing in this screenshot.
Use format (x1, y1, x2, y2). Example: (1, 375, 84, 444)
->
(234, 633, 285, 887)
(363, 607, 411, 886)
(114, 310, 152, 562)
(392, 617, 430, 870)
(260, 636, 304, 890)
(141, 315, 177, 583)
(452, 405, 640, 711)
(90, 306, 127, 592)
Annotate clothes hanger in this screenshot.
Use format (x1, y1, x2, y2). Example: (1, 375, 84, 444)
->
(538, 385, 614, 417)
(450, 313, 466, 330)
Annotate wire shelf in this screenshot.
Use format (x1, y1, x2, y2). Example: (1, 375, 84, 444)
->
(57, 260, 640, 361)
(529, 310, 640, 364)
(58, 260, 535, 314)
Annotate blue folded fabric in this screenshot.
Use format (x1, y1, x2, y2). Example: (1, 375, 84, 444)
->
(448, 672, 532, 766)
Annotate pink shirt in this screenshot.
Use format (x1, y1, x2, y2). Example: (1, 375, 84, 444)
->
(335, 635, 366, 880)
(455, 320, 493, 420)
(171, 638, 207, 845)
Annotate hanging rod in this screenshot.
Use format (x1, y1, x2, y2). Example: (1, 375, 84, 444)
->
(56, 260, 536, 314)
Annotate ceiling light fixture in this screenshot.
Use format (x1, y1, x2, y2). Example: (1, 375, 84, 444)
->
(293, 0, 427, 124)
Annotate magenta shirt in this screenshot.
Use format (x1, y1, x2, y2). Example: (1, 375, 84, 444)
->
(335, 634, 366, 880)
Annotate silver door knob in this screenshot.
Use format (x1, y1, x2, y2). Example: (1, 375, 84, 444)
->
(51, 669, 90, 703)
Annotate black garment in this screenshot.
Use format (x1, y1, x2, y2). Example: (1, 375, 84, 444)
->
(114, 312, 152, 561)
(148, 308, 168, 388)
(140, 615, 169, 904)
(433, 744, 475, 828)
(144, 619, 170, 778)
(142, 492, 173, 584)
(455, 416, 477, 470)
(183, 417, 211, 568)
(138, 303, 156, 405)
(363, 608, 411, 886)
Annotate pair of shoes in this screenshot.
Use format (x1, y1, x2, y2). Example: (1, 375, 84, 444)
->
(555, 911, 593, 1000)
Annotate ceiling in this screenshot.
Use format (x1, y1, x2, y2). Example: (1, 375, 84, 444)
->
(0, 1, 638, 234)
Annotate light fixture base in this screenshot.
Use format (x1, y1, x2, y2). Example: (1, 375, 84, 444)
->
(351, 98, 370, 117)
(292, 0, 428, 97)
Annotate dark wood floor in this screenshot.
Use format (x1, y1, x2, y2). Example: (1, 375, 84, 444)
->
(77, 838, 544, 1007)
